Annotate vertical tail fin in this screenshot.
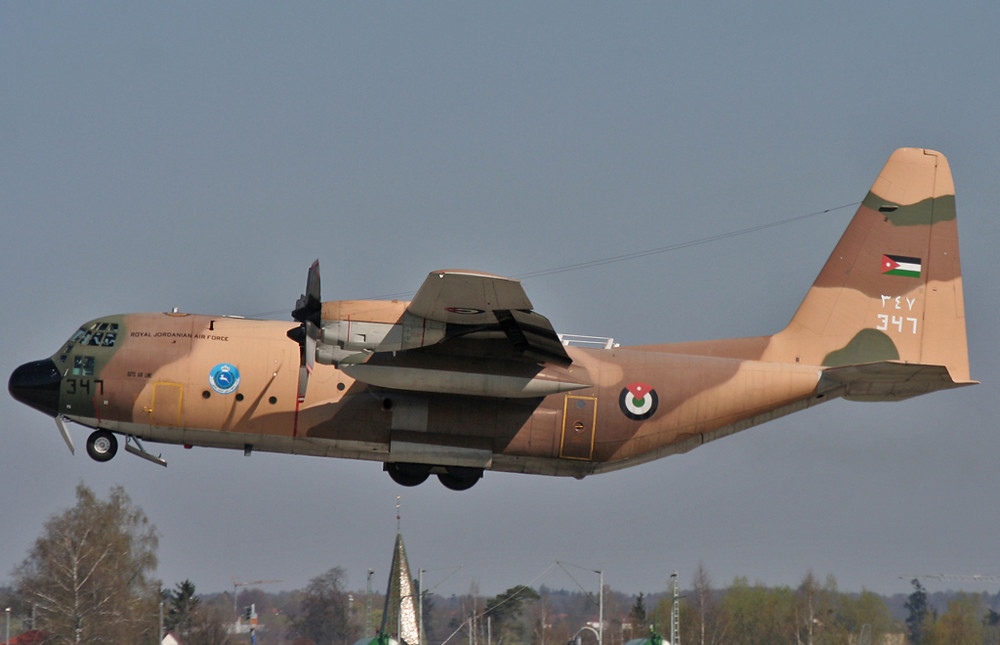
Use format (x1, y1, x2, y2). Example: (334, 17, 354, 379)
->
(771, 148, 973, 384)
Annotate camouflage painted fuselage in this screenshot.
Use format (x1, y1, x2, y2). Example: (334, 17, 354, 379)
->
(42, 311, 832, 477)
(10, 148, 975, 486)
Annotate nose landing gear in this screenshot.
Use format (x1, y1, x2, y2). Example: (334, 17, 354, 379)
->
(86, 430, 118, 462)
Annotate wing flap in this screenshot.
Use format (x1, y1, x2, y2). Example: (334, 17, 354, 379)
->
(494, 308, 571, 366)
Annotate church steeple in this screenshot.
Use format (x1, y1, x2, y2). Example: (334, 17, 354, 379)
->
(379, 497, 419, 645)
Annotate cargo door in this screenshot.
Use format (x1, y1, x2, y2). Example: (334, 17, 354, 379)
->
(149, 382, 183, 427)
(560, 395, 597, 460)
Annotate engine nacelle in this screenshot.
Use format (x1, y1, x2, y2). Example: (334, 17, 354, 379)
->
(316, 300, 446, 365)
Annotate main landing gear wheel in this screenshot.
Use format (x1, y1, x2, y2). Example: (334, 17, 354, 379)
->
(385, 462, 430, 487)
(86, 430, 118, 462)
(437, 466, 483, 491)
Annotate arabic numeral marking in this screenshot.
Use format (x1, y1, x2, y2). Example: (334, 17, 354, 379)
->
(64, 377, 105, 396)
(880, 294, 918, 311)
(875, 314, 918, 334)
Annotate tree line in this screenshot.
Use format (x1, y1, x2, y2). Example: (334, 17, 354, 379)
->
(3, 485, 999, 645)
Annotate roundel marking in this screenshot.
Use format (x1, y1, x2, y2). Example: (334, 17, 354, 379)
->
(619, 382, 658, 420)
(445, 307, 486, 315)
(209, 363, 241, 395)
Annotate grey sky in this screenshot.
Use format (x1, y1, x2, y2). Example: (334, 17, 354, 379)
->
(3, 3, 998, 600)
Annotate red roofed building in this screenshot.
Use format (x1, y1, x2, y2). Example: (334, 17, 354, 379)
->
(1, 630, 50, 645)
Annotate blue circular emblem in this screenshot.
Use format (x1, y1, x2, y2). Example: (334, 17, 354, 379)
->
(209, 363, 241, 395)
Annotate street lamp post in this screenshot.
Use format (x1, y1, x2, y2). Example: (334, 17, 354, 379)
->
(669, 571, 680, 645)
(418, 568, 425, 645)
(593, 569, 602, 645)
(6, 606, 11, 645)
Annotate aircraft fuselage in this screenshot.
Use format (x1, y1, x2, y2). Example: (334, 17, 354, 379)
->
(17, 311, 825, 481)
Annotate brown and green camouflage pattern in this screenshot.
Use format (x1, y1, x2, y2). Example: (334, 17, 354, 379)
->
(9, 149, 975, 488)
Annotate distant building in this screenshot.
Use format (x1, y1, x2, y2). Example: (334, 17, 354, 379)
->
(0, 631, 50, 645)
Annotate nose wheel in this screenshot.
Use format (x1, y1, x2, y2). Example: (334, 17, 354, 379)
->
(86, 430, 118, 462)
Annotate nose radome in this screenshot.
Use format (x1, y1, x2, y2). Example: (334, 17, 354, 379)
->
(9, 358, 61, 417)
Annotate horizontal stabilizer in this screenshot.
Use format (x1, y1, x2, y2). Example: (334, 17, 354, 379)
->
(819, 362, 977, 401)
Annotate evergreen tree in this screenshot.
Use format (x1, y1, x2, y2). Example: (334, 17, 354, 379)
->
(166, 579, 201, 637)
(629, 592, 647, 637)
(485, 585, 540, 645)
(904, 579, 930, 645)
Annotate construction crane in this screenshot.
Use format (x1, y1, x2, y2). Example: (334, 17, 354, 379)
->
(900, 574, 1000, 585)
(232, 577, 284, 612)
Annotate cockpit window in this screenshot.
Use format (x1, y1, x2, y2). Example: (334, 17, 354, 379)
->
(69, 322, 118, 347)
(69, 322, 119, 349)
(73, 355, 95, 376)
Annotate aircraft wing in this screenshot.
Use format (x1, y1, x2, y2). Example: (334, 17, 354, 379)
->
(407, 270, 533, 323)
(330, 271, 583, 398)
(405, 270, 572, 367)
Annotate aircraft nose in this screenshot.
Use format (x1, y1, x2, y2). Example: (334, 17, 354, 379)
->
(9, 358, 62, 417)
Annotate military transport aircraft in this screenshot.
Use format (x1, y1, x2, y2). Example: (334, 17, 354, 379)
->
(9, 148, 975, 490)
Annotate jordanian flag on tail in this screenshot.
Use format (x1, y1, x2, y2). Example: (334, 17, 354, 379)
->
(881, 254, 922, 277)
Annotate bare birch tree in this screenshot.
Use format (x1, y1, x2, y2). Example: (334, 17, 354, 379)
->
(14, 484, 160, 644)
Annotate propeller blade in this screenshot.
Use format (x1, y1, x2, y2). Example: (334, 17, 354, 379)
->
(292, 260, 321, 326)
(292, 260, 322, 401)
(297, 364, 308, 402)
(305, 259, 320, 305)
(305, 326, 317, 375)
